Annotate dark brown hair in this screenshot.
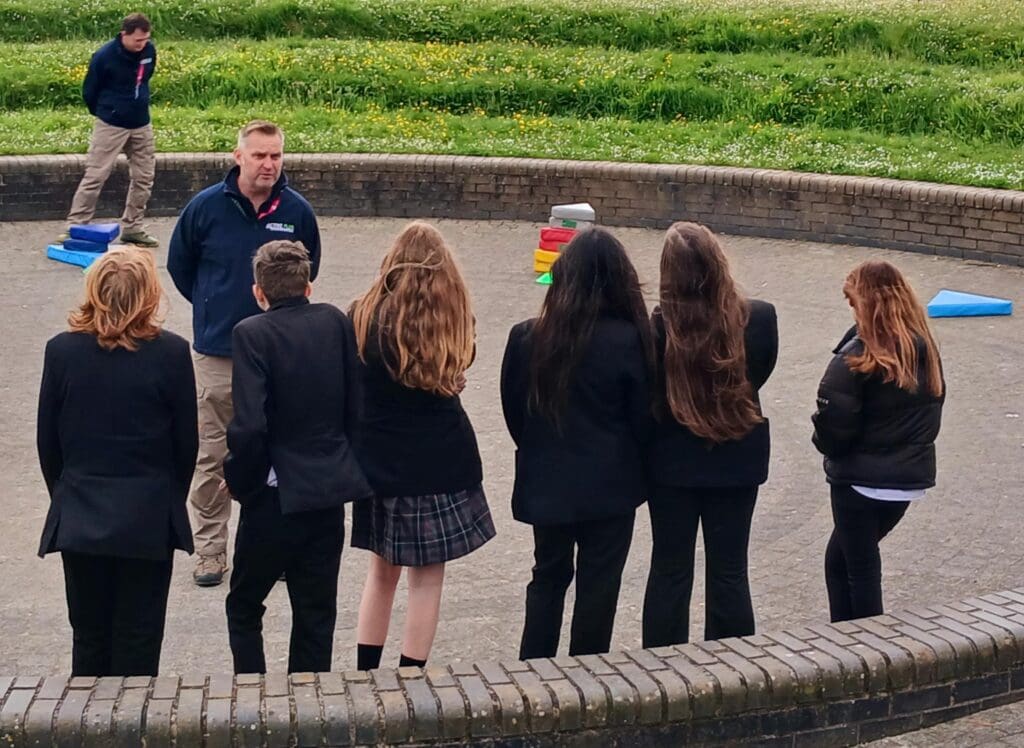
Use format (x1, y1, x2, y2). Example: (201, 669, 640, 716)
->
(529, 227, 654, 426)
(252, 240, 310, 304)
(658, 222, 762, 443)
(68, 248, 163, 351)
(843, 260, 943, 397)
(121, 13, 151, 35)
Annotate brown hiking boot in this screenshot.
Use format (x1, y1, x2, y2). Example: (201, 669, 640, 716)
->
(194, 553, 227, 587)
(121, 229, 160, 248)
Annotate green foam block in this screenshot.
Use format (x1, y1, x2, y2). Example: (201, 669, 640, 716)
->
(536, 272, 552, 285)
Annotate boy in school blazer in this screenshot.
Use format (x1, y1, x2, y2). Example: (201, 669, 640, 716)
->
(223, 240, 371, 674)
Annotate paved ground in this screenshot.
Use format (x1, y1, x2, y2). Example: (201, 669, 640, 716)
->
(1, 216, 1022, 692)
(870, 699, 1024, 746)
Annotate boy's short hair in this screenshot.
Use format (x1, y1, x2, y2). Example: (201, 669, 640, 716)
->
(121, 13, 151, 34)
(252, 241, 311, 304)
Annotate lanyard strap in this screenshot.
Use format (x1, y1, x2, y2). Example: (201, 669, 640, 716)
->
(257, 196, 281, 222)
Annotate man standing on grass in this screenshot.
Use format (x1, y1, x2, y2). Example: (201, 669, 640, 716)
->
(168, 120, 322, 588)
(60, 12, 160, 248)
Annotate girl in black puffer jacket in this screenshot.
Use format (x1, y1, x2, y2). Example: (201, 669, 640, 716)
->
(812, 260, 944, 622)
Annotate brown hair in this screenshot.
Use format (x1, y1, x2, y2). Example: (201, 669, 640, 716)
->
(349, 222, 475, 397)
(67, 248, 163, 351)
(121, 13, 151, 35)
(529, 226, 654, 426)
(237, 120, 284, 149)
(252, 240, 311, 304)
(658, 222, 762, 443)
(843, 260, 943, 397)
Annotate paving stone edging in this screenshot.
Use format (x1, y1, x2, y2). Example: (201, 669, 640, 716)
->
(3, 590, 1024, 746)
(2, 153, 1024, 266)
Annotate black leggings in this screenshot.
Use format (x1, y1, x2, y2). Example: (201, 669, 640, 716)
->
(519, 513, 635, 660)
(825, 484, 910, 623)
(642, 485, 758, 647)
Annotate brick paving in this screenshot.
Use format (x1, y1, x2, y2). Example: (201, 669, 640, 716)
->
(0, 215, 1021, 694)
(870, 698, 1024, 746)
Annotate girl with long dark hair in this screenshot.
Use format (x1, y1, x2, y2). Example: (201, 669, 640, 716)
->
(813, 260, 944, 622)
(643, 222, 778, 647)
(501, 227, 654, 659)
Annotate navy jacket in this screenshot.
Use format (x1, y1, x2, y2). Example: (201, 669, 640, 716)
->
(812, 326, 944, 489)
(224, 298, 371, 513)
(648, 300, 778, 487)
(167, 167, 321, 357)
(37, 330, 197, 561)
(501, 316, 652, 526)
(83, 36, 156, 130)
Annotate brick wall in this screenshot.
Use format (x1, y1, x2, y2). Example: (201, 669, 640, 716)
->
(2, 154, 1023, 266)
(2, 590, 1024, 746)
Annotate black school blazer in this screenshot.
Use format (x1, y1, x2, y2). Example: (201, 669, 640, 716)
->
(37, 330, 198, 560)
(500, 316, 653, 526)
(224, 297, 372, 513)
(648, 299, 778, 487)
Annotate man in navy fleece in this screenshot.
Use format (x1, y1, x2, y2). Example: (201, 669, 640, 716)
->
(168, 120, 322, 588)
(62, 13, 159, 248)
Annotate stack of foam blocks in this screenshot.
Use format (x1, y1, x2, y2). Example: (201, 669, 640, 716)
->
(534, 203, 596, 284)
(47, 223, 121, 269)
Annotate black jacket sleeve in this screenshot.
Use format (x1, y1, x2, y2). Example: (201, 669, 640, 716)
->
(302, 209, 322, 282)
(166, 338, 199, 498)
(749, 302, 779, 390)
(224, 325, 271, 500)
(622, 331, 654, 446)
(341, 315, 363, 443)
(500, 323, 528, 447)
(36, 338, 64, 496)
(812, 336, 864, 458)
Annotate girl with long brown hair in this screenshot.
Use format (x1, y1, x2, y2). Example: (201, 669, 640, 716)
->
(349, 221, 495, 670)
(37, 249, 198, 676)
(813, 259, 944, 622)
(501, 227, 654, 659)
(643, 222, 778, 647)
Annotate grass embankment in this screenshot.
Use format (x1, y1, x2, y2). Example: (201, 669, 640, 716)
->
(2, 1, 1022, 188)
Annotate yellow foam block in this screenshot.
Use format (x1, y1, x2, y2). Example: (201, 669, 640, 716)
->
(534, 248, 559, 272)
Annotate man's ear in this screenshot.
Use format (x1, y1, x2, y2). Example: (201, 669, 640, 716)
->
(233, 148, 243, 167)
(252, 283, 269, 310)
(303, 282, 312, 298)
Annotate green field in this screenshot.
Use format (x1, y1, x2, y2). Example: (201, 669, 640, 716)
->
(5, 0, 1024, 188)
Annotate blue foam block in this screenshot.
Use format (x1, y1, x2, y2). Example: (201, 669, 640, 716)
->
(47, 244, 100, 269)
(69, 222, 120, 243)
(62, 237, 107, 253)
(927, 289, 1012, 318)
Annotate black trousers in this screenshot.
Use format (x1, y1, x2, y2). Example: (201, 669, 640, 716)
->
(226, 489, 344, 674)
(825, 484, 910, 623)
(642, 485, 758, 647)
(519, 512, 635, 660)
(61, 551, 173, 677)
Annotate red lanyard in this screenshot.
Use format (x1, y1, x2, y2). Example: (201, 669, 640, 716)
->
(257, 197, 281, 222)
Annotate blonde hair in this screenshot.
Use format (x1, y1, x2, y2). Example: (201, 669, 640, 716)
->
(349, 222, 475, 396)
(237, 119, 284, 150)
(68, 248, 164, 351)
(843, 260, 943, 398)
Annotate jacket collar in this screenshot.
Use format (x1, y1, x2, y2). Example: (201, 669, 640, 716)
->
(269, 296, 310, 311)
(222, 165, 289, 217)
(833, 324, 859, 354)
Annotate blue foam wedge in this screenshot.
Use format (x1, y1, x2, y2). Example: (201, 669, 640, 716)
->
(62, 238, 108, 253)
(68, 223, 120, 243)
(927, 289, 1012, 318)
(47, 244, 100, 269)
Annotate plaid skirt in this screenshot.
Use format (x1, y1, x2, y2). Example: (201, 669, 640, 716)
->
(350, 485, 496, 567)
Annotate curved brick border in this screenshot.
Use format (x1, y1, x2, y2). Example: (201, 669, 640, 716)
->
(2, 590, 1024, 746)
(2, 154, 1024, 266)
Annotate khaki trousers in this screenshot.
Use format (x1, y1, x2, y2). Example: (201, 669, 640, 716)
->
(67, 119, 155, 232)
(189, 352, 234, 558)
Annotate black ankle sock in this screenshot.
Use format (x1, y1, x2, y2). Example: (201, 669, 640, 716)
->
(357, 643, 383, 671)
(399, 654, 427, 668)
